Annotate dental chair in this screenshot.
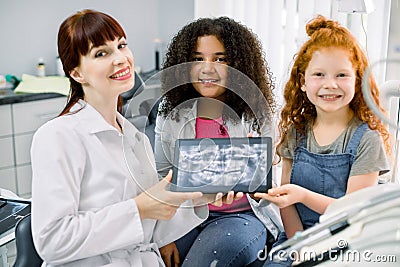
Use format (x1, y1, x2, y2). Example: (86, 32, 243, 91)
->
(268, 184, 400, 267)
(13, 214, 42, 267)
(121, 71, 161, 148)
(120, 70, 146, 117)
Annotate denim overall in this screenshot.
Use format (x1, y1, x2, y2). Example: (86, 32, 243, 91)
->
(293, 122, 368, 229)
(265, 123, 369, 266)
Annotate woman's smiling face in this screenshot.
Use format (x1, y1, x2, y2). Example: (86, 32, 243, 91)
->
(71, 37, 135, 99)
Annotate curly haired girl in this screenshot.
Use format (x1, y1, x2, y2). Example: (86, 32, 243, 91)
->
(155, 16, 282, 267)
(255, 15, 391, 266)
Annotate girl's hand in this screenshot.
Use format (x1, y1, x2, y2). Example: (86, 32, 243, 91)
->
(194, 191, 244, 207)
(212, 191, 244, 206)
(160, 242, 180, 267)
(254, 184, 305, 208)
(135, 170, 203, 220)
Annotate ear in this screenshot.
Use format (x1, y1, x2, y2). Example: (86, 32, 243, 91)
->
(69, 68, 86, 84)
(299, 74, 306, 92)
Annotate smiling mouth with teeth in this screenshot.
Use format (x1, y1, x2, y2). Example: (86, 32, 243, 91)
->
(110, 68, 130, 79)
(319, 95, 341, 100)
(199, 79, 218, 84)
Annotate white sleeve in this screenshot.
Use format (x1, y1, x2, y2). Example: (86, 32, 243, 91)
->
(152, 201, 208, 247)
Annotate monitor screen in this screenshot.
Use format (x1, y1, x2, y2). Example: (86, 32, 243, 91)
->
(0, 198, 31, 234)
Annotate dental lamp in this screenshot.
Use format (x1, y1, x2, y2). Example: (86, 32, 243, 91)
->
(362, 59, 400, 130)
(380, 80, 400, 109)
(362, 59, 400, 184)
(337, 0, 375, 14)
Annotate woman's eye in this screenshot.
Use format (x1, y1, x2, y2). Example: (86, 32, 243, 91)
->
(119, 43, 128, 49)
(337, 73, 346, 77)
(313, 72, 324, 77)
(95, 51, 107, 58)
(193, 57, 203, 62)
(215, 57, 226, 63)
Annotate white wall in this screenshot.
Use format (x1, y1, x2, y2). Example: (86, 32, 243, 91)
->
(0, 0, 194, 78)
(158, 0, 196, 63)
(386, 1, 400, 183)
(386, 0, 400, 80)
(194, 0, 393, 88)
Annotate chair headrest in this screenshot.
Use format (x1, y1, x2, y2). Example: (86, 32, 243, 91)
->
(120, 71, 145, 101)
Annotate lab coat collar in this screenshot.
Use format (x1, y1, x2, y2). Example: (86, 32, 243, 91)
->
(71, 100, 137, 136)
(180, 99, 198, 120)
(179, 100, 198, 137)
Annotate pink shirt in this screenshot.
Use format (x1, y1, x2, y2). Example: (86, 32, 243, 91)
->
(195, 117, 251, 213)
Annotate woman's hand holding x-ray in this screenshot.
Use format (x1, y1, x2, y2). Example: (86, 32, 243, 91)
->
(135, 170, 203, 220)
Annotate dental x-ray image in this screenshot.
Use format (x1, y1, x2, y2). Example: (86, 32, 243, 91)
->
(170, 137, 272, 193)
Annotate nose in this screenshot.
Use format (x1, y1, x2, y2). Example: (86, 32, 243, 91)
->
(113, 50, 128, 65)
(200, 60, 216, 74)
(323, 77, 338, 89)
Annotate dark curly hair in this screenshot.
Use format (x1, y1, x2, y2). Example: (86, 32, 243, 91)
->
(158, 16, 276, 134)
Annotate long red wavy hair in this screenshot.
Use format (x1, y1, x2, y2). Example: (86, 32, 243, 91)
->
(276, 15, 391, 161)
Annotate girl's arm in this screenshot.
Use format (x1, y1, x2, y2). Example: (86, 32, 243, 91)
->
(255, 158, 303, 238)
(280, 206, 303, 239)
(278, 159, 304, 238)
(300, 171, 378, 214)
(261, 171, 379, 215)
(346, 172, 379, 194)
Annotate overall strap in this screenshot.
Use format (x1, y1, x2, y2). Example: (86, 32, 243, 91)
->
(345, 123, 369, 156)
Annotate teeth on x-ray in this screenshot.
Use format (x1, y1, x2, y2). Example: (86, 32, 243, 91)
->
(177, 142, 267, 190)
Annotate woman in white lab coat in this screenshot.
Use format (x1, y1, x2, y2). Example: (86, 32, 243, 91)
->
(30, 9, 211, 267)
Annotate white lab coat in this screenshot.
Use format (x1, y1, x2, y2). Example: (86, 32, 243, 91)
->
(31, 100, 207, 267)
